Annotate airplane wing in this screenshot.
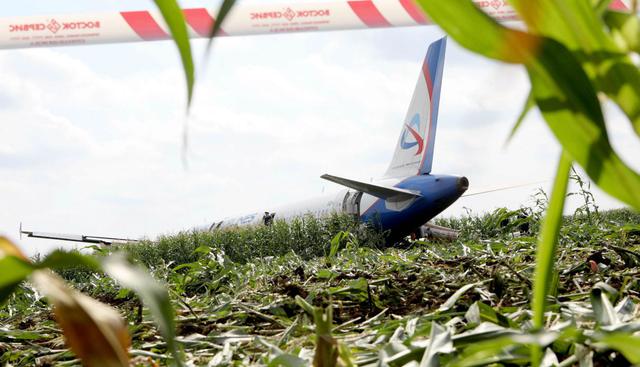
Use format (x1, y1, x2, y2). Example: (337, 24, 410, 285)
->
(321, 174, 421, 201)
(20, 223, 138, 245)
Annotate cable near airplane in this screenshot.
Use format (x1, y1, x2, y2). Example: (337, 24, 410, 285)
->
(22, 37, 468, 245)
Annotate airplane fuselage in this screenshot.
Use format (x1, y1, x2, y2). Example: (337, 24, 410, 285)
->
(207, 173, 468, 242)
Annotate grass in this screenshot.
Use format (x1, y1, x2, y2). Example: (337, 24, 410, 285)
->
(1, 203, 639, 365)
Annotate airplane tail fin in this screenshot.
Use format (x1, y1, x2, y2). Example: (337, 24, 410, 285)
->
(385, 37, 447, 178)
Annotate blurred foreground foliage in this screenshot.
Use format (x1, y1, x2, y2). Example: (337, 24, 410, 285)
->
(2, 198, 640, 365)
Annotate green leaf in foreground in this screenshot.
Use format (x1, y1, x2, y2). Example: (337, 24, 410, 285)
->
(506, 91, 534, 144)
(37, 250, 101, 272)
(451, 331, 558, 367)
(205, 0, 236, 56)
(465, 301, 513, 328)
(295, 296, 339, 367)
(0, 328, 47, 341)
(596, 333, 640, 364)
(329, 231, 348, 258)
(605, 10, 640, 53)
(268, 354, 307, 367)
(103, 255, 183, 366)
(526, 38, 640, 210)
(0, 237, 34, 304)
(531, 151, 572, 362)
(0, 256, 33, 304)
(152, 0, 195, 108)
(450, 335, 528, 367)
(420, 322, 454, 367)
(414, 0, 538, 63)
(509, 0, 640, 138)
(415, 0, 640, 211)
(590, 286, 620, 326)
(438, 282, 478, 312)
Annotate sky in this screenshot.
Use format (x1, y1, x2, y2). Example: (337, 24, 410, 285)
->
(1, 0, 639, 256)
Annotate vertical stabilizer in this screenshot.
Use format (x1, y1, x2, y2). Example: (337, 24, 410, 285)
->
(385, 37, 447, 177)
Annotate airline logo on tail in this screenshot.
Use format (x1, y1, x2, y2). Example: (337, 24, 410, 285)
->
(400, 113, 424, 156)
(384, 37, 446, 178)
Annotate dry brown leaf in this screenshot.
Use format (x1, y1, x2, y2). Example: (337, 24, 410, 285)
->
(0, 236, 29, 261)
(32, 270, 130, 367)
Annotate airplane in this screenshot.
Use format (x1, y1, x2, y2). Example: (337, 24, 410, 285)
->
(199, 36, 468, 243)
(22, 37, 470, 245)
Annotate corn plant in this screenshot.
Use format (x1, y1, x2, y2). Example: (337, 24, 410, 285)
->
(413, 0, 640, 363)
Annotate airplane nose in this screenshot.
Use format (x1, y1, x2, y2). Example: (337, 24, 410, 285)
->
(457, 176, 469, 194)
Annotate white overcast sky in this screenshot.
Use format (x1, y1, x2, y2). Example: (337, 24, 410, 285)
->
(1, 0, 639, 255)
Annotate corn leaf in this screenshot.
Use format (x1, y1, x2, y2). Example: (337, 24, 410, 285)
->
(103, 255, 183, 366)
(414, 1, 539, 63)
(596, 333, 640, 364)
(419, 322, 454, 367)
(415, 0, 640, 210)
(0, 256, 33, 304)
(329, 231, 348, 258)
(465, 301, 514, 328)
(205, 0, 236, 56)
(37, 249, 101, 271)
(530, 45, 640, 210)
(506, 91, 534, 144)
(153, 0, 195, 108)
(449, 335, 528, 367)
(605, 10, 640, 52)
(529, 152, 572, 363)
(268, 354, 307, 367)
(590, 286, 620, 326)
(295, 296, 338, 367)
(529, 0, 640, 136)
(0, 237, 34, 304)
(312, 305, 338, 367)
(531, 152, 572, 327)
(509, 0, 640, 137)
(508, 0, 612, 51)
(438, 282, 477, 312)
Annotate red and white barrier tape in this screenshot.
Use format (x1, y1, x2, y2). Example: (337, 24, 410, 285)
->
(0, 0, 631, 49)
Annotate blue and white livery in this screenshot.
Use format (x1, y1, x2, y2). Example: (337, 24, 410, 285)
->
(210, 37, 468, 242)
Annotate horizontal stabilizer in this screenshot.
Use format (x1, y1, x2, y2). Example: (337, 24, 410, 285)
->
(321, 174, 421, 201)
